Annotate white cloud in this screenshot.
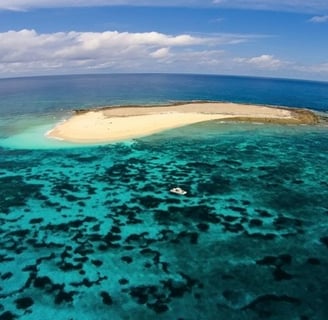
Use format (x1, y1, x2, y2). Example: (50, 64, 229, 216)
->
(1, 0, 328, 13)
(1, 29, 327, 80)
(295, 62, 328, 74)
(0, 29, 250, 76)
(146, 49, 228, 73)
(233, 55, 328, 80)
(164, 49, 226, 66)
(235, 54, 284, 69)
(309, 15, 328, 23)
(150, 48, 170, 59)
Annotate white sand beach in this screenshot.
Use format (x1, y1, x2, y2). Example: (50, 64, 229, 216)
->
(46, 102, 317, 143)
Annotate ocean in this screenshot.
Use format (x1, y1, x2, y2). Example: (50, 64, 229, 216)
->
(0, 74, 328, 319)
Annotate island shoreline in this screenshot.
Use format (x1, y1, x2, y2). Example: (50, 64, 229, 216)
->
(46, 102, 320, 144)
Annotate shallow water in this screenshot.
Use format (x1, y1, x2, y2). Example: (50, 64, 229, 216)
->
(1, 120, 328, 319)
(1, 74, 328, 319)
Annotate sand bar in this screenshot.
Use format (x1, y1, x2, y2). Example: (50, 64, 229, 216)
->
(46, 102, 318, 143)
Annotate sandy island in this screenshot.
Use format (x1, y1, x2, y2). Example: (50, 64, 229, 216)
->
(46, 102, 319, 144)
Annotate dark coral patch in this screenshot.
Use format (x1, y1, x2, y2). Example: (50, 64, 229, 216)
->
(34, 276, 53, 289)
(0, 175, 43, 213)
(54, 290, 76, 304)
(121, 256, 133, 264)
(0, 311, 16, 320)
(147, 303, 169, 314)
(197, 223, 209, 231)
(249, 219, 263, 227)
(174, 231, 199, 244)
(29, 218, 44, 224)
(155, 205, 220, 225)
(139, 195, 162, 208)
(119, 278, 129, 285)
(241, 294, 301, 311)
(91, 259, 103, 267)
(14, 297, 34, 309)
(307, 258, 321, 265)
(129, 286, 150, 304)
(320, 236, 328, 248)
(100, 291, 113, 305)
(255, 209, 273, 218)
(273, 267, 293, 281)
(1, 272, 13, 280)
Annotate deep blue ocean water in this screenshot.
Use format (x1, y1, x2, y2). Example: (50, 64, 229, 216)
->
(0, 74, 328, 320)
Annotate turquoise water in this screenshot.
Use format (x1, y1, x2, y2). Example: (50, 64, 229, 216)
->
(0, 74, 328, 319)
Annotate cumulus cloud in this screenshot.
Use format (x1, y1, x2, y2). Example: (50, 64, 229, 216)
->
(1, 0, 328, 12)
(235, 54, 284, 69)
(0, 29, 249, 76)
(295, 62, 328, 74)
(150, 48, 170, 59)
(233, 54, 328, 79)
(309, 15, 328, 23)
(2, 29, 326, 79)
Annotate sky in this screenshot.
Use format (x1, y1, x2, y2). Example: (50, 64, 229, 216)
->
(0, 0, 327, 81)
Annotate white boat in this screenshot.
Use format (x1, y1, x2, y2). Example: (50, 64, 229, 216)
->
(170, 187, 187, 195)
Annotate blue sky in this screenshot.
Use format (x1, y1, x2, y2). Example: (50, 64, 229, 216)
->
(0, 0, 327, 80)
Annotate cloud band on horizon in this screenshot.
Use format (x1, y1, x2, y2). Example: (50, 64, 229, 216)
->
(0, 29, 326, 80)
